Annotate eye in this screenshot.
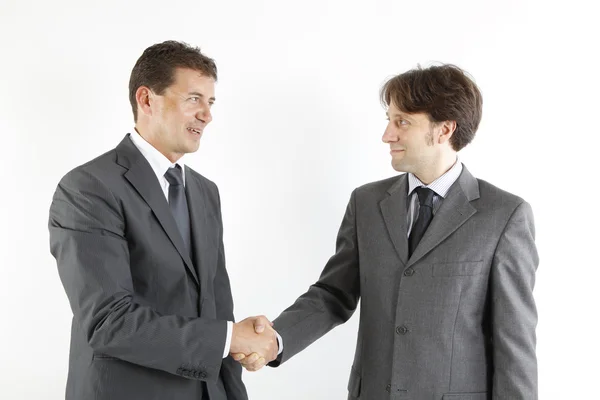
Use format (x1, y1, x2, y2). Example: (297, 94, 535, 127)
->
(189, 97, 200, 102)
(397, 119, 409, 126)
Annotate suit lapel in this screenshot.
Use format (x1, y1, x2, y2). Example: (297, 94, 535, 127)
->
(185, 168, 210, 286)
(407, 166, 479, 267)
(115, 134, 199, 286)
(380, 174, 410, 266)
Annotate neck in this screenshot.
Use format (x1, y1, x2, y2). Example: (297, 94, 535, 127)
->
(134, 125, 183, 163)
(414, 153, 457, 185)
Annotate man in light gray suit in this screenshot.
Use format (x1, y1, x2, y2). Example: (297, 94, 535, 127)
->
(235, 64, 538, 399)
(49, 41, 278, 400)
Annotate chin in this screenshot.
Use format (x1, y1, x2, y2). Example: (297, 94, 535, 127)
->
(185, 143, 201, 154)
(391, 161, 407, 173)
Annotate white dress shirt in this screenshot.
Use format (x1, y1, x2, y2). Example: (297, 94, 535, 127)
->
(129, 129, 233, 358)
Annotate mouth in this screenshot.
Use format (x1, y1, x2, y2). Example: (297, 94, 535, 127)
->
(187, 127, 203, 135)
(390, 149, 405, 154)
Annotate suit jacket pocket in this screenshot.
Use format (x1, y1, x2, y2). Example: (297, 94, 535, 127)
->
(442, 392, 488, 400)
(92, 353, 120, 361)
(347, 366, 361, 398)
(432, 261, 483, 277)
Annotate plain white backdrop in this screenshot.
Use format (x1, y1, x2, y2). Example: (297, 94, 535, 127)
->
(1, 0, 598, 398)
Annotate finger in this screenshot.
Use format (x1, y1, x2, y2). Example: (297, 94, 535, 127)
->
(244, 357, 266, 372)
(240, 352, 260, 365)
(252, 358, 267, 371)
(231, 353, 245, 361)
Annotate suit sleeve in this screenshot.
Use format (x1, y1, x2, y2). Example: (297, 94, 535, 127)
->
(490, 201, 539, 399)
(49, 168, 227, 384)
(270, 189, 361, 366)
(212, 185, 248, 399)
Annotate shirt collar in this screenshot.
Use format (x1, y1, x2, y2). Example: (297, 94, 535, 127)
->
(129, 128, 186, 184)
(408, 158, 462, 199)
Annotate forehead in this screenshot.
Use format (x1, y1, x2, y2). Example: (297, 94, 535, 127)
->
(170, 67, 215, 90)
(386, 103, 429, 122)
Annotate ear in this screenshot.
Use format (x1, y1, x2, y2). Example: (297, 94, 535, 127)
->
(437, 120, 457, 145)
(136, 86, 154, 118)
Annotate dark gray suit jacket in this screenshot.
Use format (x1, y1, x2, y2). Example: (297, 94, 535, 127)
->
(271, 166, 538, 400)
(49, 134, 247, 400)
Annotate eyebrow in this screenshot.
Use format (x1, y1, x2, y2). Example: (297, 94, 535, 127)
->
(386, 111, 409, 119)
(188, 92, 216, 102)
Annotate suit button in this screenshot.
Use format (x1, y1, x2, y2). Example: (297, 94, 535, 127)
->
(403, 268, 415, 277)
(386, 384, 391, 392)
(396, 325, 409, 335)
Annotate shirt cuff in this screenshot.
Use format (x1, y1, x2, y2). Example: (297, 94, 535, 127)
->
(223, 321, 233, 358)
(276, 332, 284, 355)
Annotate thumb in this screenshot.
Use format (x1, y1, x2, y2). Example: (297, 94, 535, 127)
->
(254, 316, 271, 333)
(254, 320, 265, 333)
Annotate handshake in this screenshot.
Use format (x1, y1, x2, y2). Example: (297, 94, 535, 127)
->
(229, 315, 278, 372)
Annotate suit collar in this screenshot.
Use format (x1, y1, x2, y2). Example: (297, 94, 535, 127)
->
(407, 165, 479, 266)
(455, 164, 480, 202)
(115, 134, 200, 286)
(380, 165, 480, 268)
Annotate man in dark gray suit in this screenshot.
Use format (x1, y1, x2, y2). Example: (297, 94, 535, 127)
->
(235, 64, 538, 399)
(49, 41, 278, 400)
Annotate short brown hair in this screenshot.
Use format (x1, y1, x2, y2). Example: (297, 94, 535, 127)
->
(380, 64, 482, 151)
(128, 40, 218, 121)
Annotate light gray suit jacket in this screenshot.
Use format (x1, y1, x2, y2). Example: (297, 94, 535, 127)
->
(49, 135, 247, 400)
(271, 166, 538, 400)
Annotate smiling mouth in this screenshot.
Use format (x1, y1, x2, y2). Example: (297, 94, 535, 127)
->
(188, 127, 202, 135)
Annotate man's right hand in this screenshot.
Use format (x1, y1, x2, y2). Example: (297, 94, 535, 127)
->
(229, 315, 278, 370)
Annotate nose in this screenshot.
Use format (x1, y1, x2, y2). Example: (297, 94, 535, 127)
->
(382, 123, 396, 143)
(196, 105, 212, 124)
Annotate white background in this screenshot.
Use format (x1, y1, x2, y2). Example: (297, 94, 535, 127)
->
(1, 0, 598, 398)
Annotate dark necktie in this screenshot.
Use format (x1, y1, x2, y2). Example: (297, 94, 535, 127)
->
(164, 164, 191, 254)
(408, 187, 435, 257)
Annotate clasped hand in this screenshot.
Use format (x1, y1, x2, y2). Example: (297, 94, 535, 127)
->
(229, 315, 277, 372)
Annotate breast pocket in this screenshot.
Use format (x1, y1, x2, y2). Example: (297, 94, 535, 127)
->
(92, 353, 120, 361)
(432, 261, 484, 277)
(442, 392, 488, 400)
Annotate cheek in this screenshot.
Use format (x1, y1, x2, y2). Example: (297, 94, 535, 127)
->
(163, 100, 188, 118)
(155, 105, 173, 123)
(166, 109, 190, 128)
(397, 132, 409, 144)
(159, 99, 175, 113)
